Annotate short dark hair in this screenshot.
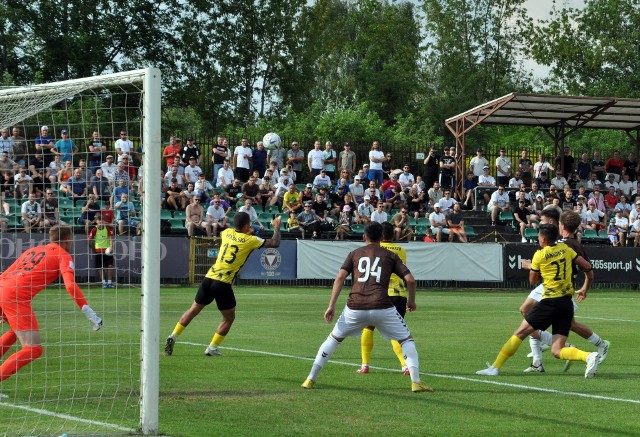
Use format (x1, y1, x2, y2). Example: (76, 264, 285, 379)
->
(381, 221, 394, 242)
(50, 225, 73, 243)
(560, 210, 581, 234)
(538, 223, 558, 243)
(234, 211, 250, 230)
(364, 221, 383, 243)
(540, 208, 560, 224)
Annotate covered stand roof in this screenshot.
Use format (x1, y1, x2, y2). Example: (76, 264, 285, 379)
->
(445, 93, 640, 132)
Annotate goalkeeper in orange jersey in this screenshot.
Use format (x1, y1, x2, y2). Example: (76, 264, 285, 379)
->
(0, 225, 102, 382)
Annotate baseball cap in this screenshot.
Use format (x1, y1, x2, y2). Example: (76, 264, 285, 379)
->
(434, 203, 441, 208)
(321, 169, 326, 172)
(577, 195, 586, 199)
(483, 165, 489, 170)
(636, 200, 640, 205)
(354, 176, 360, 180)
(615, 208, 621, 213)
(304, 201, 312, 206)
(41, 125, 49, 131)
(518, 198, 525, 202)
(338, 185, 345, 190)
(306, 183, 312, 188)
(363, 163, 369, 167)
(364, 195, 371, 200)
(536, 193, 544, 199)
(61, 129, 68, 134)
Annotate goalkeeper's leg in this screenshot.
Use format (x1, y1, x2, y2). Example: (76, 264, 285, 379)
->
(0, 330, 43, 382)
(0, 331, 18, 359)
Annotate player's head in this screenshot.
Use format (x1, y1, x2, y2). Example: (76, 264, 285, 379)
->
(381, 221, 394, 242)
(233, 211, 251, 232)
(363, 221, 383, 243)
(538, 223, 558, 247)
(559, 210, 581, 235)
(50, 225, 74, 251)
(539, 208, 559, 225)
(96, 213, 104, 228)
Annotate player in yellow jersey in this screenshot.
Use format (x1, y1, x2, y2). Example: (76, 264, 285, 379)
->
(357, 222, 411, 375)
(476, 223, 601, 379)
(164, 212, 281, 356)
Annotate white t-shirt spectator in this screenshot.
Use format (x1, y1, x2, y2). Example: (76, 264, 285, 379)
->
(398, 172, 415, 188)
(470, 156, 489, 177)
(21, 200, 41, 219)
(496, 156, 512, 178)
(369, 150, 384, 171)
(429, 211, 446, 229)
(489, 190, 510, 208)
(478, 174, 496, 186)
(308, 149, 324, 171)
(100, 162, 117, 180)
(618, 180, 633, 197)
(357, 202, 374, 218)
(533, 161, 551, 178)
(206, 205, 227, 222)
(234, 146, 252, 170)
(551, 176, 567, 189)
(238, 205, 258, 222)
(438, 197, 457, 213)
(184, 165, 202, 183)
(508, 176, 523, 188)
(194, 179, 213, 197)
(313, 174, 332, 187)
(584, 208, 604, 224)
(371, 210, 388, 223)
(115, 139, 134, 162)
(217, 166, 234, 188)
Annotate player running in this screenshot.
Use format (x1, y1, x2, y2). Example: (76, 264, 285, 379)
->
(0, 225, 102, 382)
(357, 221, 411, 375)
(302, 221, 432, 392)
(520, 210, 610, 373)
(164, 212, 281, 357)
(476, 224, 600, 378)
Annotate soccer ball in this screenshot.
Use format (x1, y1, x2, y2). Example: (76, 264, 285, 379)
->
(105, 247, 112, 255)
(262, 132, 281, 150)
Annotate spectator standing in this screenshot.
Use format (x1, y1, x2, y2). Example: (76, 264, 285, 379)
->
(10, 127, 27, 167)
(422, 147, 440, 190)
(338, 142, 356, 177)
(533, 153, 554, 179)
(623, 152, 638, 181)
(605, 150, 624, 182)
(87, 131, 107, 174)
(576, 153, 591, 182)
(398, 164, 415, 189)
(591, 151, 606, 182)
(210, 136, 229, 186)
(555, 147, 575, 174)
(439, 147, 456, 189)
(469, 148, 489, 183)
(251, 141, 268, 176)
(267, 140, 285, 171)
(518, 150, 533, 187)
(163, 136, 182, 168)
(368, 141, 386, 186)
(35, 125, 55, 167)
(307, 140, 324, 181)
(180, 137, 200, 165)
(321, 141, 337, 182)
(286, 141, 305, 176)
(0, 128, 16, 160)
(88, 214, 115, 287)
(233, 138, 252, 182)
(115, 130, 136, 164)
(495, 148, 512, 186)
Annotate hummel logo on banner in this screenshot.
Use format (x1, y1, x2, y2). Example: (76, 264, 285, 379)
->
(508, 255, 516, 269)
(322, 352, 328, 358)
(635, 258, 640, 272)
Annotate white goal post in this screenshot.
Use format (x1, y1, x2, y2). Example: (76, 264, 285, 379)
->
(0, 68, 161, 435)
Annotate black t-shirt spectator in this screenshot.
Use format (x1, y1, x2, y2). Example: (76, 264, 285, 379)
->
(311, 200, 329, 217)
(592, 159, 605, 181)
(513, 205, 530, 223)
(181, 145, 200, 163)
(81, 201, 101, 220)
(213, 145, 228, 165)
(423, 154, 439, 179)
(440, 155, 455, 177)
(226, 184, 242, 204)
(624, 159, 637, 181)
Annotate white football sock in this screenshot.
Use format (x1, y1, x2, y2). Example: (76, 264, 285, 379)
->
(539, 330, 552, 346)
(307, 335, 340, 381)
(529, 336, 542, 366)
(400, 339, 420, 383)
(587, 332, 603, 347)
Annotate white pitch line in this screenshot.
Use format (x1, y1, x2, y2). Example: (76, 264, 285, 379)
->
(181, 341, 640, 405)
(0, 401, 135, 433)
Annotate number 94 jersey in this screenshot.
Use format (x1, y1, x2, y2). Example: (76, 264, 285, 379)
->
(343, 245, 411, 310)
(205, 228, 265, 285)
(531, 242, 577, 299)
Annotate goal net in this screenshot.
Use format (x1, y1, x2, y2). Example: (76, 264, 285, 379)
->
(0, 69, 161, 436)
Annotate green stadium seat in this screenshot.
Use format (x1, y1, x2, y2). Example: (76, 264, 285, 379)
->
(351, 224, 365, 235)
(168, 218, 187, 232)
(498, 211, 515, 226)
(464, 226, 477, 239)
(259, 212, 274, 222)
(413, 225, 428, 238)
(161, 209, 173, 220)
(417, 217, 430, 226)
(524, 228, 538, 241)
(173, 210, 186, 220)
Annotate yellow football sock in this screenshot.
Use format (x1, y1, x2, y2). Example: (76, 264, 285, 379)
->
(391, 340, 407, 368)
(171, 322, 186, 337)
(492, 336, 523, 369)
(361, 327, 374, 365)
(559, 347, 590, 362)
(210, 333, 225, 348)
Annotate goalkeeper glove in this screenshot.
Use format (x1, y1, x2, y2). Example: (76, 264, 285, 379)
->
(82, 305, 103, 331)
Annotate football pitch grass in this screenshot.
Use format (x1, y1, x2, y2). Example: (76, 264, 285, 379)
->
(1, 286, 639, 436)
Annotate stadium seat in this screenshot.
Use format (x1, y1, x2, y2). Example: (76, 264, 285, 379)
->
(168, 218, 187, 233)
(265, 205, 279, 215)
(58, 198, 74, 213)
(524, 228, 538, 242)
(160, 209, 173, 220)
(351, 224, 365, 235)
(464, 226, 477, 239)
(498, 211, 515, 226)
(295, 184, 306, 191)
(259, 212, 274, 222)
(173, 210, 186, 220)
(252, 205, 264, 214)
(417, 217, 430, 226)
(413, 225, 428, 238)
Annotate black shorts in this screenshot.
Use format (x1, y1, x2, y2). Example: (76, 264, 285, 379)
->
(194, 277, 236, 311)
(525, 295, 573, 337)
(390, 296, 407, 318)
(95, 253, 114, 269)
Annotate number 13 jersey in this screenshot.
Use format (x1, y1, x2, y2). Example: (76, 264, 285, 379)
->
(206, 228, 265, 284)
(342, 245, 411, 310)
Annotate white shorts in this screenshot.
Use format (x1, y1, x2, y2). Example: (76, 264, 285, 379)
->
(331, 306, 411, 341)
(528, 284, 578, 311)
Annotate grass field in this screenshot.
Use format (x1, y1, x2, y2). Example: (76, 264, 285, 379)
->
(1, 286, 639, 436)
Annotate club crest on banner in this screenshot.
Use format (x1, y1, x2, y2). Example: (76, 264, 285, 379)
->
(260, 248, 282, 271)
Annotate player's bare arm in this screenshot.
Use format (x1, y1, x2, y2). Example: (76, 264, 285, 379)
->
(575, 256, 594, 302)
(404, 272, 417, 312)
(325, 269, 349, 323)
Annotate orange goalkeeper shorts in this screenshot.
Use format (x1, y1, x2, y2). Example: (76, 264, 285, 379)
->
(0, 298, 39, 331)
